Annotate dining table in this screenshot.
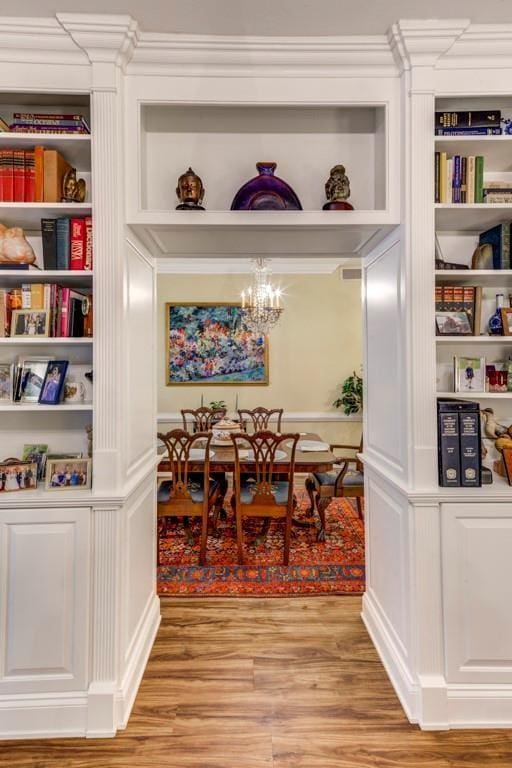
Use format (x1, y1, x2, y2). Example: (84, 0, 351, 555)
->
(157, 432, 336, 539)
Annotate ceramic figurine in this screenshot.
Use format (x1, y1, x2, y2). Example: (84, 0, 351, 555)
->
(61, 167, 87, 203)
(481, 408, 509, 439)
(176, 167, 205, 210)
(323, 164, 354, 210)
(0, 223, 36, 264)
(231, 162, 302, 210)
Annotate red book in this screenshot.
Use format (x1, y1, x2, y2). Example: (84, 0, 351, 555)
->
(2, 150, 13, 202)
(34, 145, 44, 202)
(13, 149, 25, 202)
(84, 216, 93, 270)
(24, 151, 35, 202)
(70, 218, 85, 270)
(58, 286, 71, 337)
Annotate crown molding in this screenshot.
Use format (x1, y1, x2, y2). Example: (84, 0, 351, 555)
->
(438, 23, 512, 69)
(0, 17, 89, 65)
(56, 13, 139, 69)
(388, 19, 470, 73)
(156, 257, 352, 275)
(129, 32, 397, 78)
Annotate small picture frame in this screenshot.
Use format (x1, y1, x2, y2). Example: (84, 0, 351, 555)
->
(454, 356, 486, 393)
(435, 310, 473, 336)
(10, 309, 50, 338)
(19, 358, 54, 403)
(22, 443, 48, 481)
(39, 361, 69, 405)
(0, 363, 13, 401)
(0, 459, 37, 492)
(501, 308, 512, 336)
(45, 457, 91, 490)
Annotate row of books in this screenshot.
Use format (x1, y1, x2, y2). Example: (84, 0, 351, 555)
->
(0, 113, 90, 135)
(0, 284, 93, 338)
(0, 147, 75, 203)
(437, 399, 482, 487)
(435, 109, 504, 136)
(41, 216, 93, 271)
(435, 285, 482, 335)
(434, 153, 484, 204)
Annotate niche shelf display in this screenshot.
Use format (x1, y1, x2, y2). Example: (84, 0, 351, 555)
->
(128, 103, 398, 257)
(0, 91, 93, 486)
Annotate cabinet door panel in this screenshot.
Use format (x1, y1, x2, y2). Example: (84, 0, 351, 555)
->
(0, 506, 90, 693)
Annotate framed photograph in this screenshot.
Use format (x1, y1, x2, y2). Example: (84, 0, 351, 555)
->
(10, 309, 50, 338)
(454, 356, 486, 393)
(39, 361, 68, 405)
(501, 308, 512, 336)
(435, 311, 473, 336)
(19, 358, 54, 403)
(166, 303, 269, 386)
(0, 363, 12, 401)
(45, 458, 91, 490)
(22, 443, 48, 481)
(0, 460, 37, 492)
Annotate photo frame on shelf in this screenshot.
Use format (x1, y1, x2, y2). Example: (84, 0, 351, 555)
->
(166, 303, 269, 386)
(22, 444, 48, 482)
(454, 356, 486, 393)
(435, 310, 473, 336)
(45, 458, 91, 490)
(10, 309, 50, 338)
(501, 308, 512, 336)
(38, 360, 68, 405)
(19, 358, 54, 403)
(0, 459, 37, 492)
(0, 363, 12, 402)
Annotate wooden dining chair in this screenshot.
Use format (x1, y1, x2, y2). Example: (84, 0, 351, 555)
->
(237, 407, 283, 433)
(230, 430, 299, 565)
(305, 438, 364, 539)
(156, 429, 221, 565)
(181, 406, 226, 432)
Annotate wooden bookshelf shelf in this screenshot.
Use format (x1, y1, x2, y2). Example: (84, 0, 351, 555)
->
(436, 336, 512, 344)
(435, 270, 512, 287)
(436, 391, 512, 399)
(0, 270, 93, 287)
(0, 203, 92, 230)
(435, 203, 512, 232)
(0, 132, 91, 169)
(0, 337, 93, 345)
(0, 402, 93, 412)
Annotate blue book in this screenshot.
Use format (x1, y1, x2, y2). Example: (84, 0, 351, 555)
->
(478, 223, 511, 269)
(459, 411, 481, 487)
(452, 155, 461, 203)
(55, 217, 70, 270)
(435, 127, 502, 135)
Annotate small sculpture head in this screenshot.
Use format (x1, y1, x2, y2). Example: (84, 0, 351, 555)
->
(176, 167, 204, 205)
(325, 164, 351, 203)
(62, 167, 86, 203)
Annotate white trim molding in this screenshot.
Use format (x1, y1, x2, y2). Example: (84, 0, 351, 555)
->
(156, 257, 356, 275)
(157, 411, 362, 424)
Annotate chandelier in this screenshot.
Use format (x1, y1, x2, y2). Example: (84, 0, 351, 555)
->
(241, 258, 283, 336)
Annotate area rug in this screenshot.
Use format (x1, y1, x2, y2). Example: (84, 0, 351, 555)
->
(157, 491, 365, 597)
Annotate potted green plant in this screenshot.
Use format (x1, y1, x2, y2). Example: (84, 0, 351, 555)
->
(333, 371, 363, 415)
(209, 400, 227, 423)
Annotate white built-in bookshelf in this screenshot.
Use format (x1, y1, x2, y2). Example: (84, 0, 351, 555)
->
(0, 91, 93, 473)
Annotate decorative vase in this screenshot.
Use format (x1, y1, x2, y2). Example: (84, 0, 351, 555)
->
(488, 293, 504, 335)
(230, 162, 302, 210)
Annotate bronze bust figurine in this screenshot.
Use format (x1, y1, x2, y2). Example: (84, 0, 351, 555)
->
(176, 167, 205, 210)
(61, 167, 87, 203)
(323, 164, 354, 210)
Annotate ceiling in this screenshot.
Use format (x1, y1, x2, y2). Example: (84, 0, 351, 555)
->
(11, 0, 512, 36)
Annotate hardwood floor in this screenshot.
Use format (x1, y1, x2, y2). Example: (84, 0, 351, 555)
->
(2, 596, 512, 766)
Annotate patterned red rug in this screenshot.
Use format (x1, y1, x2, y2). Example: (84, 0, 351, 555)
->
(157, 491, 365, 597)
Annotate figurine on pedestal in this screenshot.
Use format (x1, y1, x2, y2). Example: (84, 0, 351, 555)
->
(323, 164, 354, 210)
(176, 167, 205, 210)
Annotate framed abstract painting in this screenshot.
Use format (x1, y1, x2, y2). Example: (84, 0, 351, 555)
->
(166, 303, 268, 385)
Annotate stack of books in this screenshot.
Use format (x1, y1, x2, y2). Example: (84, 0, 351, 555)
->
(6, 113, 90, 135)
(434, 153, 484, 203)
(437, 398, 482, 487)
(41, 216, 93, 271)
(0, 147, 77, 203)
(435, 284, 482, 334)
(435, 110, 502, 136)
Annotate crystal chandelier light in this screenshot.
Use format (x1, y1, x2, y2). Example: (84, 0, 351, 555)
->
(241, 258, 283, 337)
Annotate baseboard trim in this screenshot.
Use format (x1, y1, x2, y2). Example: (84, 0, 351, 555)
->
(0, 693, 88, 740)
(116, 593, 161, 730)
(361, 590, 419, 724)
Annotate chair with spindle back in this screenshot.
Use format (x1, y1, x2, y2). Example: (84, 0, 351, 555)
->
(230, 430, 299, 565)
(237, 407, 283, 433)
(156, 429, 221, 565)
(181, 406, 226, 432)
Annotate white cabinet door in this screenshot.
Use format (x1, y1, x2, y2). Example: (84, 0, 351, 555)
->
(0, 506, 90, 694)
(442, 502, 512, 683)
